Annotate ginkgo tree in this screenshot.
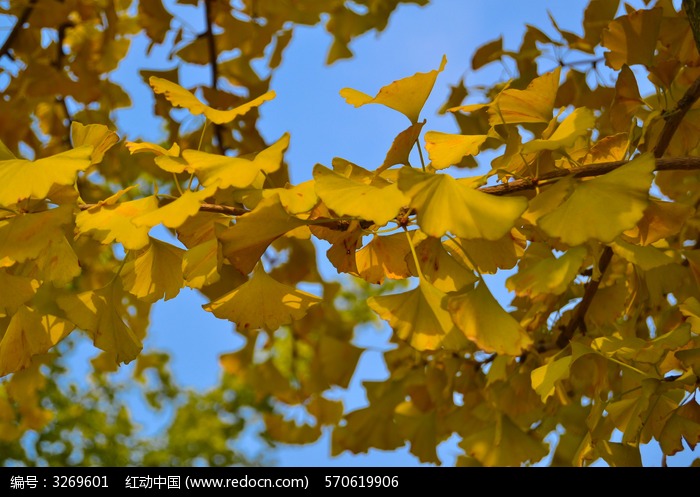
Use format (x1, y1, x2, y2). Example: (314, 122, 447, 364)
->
(2, 0, 700, 467)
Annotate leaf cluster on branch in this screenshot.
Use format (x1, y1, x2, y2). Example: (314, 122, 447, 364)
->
(1, 0, 700, 467)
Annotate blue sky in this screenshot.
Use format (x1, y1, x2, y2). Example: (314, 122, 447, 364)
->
(3, 0, 696, 466)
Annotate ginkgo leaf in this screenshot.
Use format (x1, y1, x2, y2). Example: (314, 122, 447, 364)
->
(521, 107, 595, 153)
(447, 281, 532, 355)
(407, 236, 478, 292)
(264, 414, 321, 444)
(531, 356, 572, 402)
(183, 133, 289, 188)
(316, 335, 363, 389)
(218, 195, 308, 274)
(380, 121, 425, 172)
(36, 235, 81, 286)
(610, 239, 674, 270)
(539, 153, 654, 245)
(0, 206, 72, 268)
(601, 7, 663, 70)
(125, 140, 180, 157)
(149, 76, 276, 124)
(506, 246, 587, 297)
(0, 271, 39, 316)
(132, 184, 218, 229)
(313, 164, 408, 226)
(398, 167, 528, 240)
(56, 286, 142, 364)
(355, 232, 413, 284)
(395, 401, 439, 464)
(449, 230, 526, 274)
(340, 55, 447, 123)
(121, 238, 184, 303)
(76, 195, 159, 251)
(367, 279, 456, 351)
(0, 146, 92, 206)
(203, 264, 321, 331)
(0, 306, 74, 376)
(623, 199, 692, 246)
(70, 122, 119, 165)
(460, 414, 548, 466)
(424, 132, 488, 170)
(658, 401, 700, 456)
(610, 65, 645, 133)
(183, 238, 221, 289)
(489, 67, 561, 125)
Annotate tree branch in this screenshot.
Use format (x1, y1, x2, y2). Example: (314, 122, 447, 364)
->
(556, 75, 700, 348)
(204, 0, 226, 154)
(78, 200, 247, 217)
(0, 0, 37, 60)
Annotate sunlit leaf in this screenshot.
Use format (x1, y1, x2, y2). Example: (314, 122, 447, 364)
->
(149, 76, 276, 124)
(531, 356, 572, 402)
(183, 133, 289, 189)
(506, 246, 587, 297)
(203, 264, 321, 332)
(425, 132, 488, 169)
(340, 55, 447, 123)
(0, 307, 73, 376)
(132, 184, 218, 229)
(76, 196, 159, 251)
(368, 279, 456, 351)
(121, 238, 185, 303)
(70, 122, 119, 165)
(489, 68, 561, 125)
(602, 7, 663, 70)
(447, 281, 532, 355)
(539, 153, 654, 245)
(0, 146, 92, 206)
(398, 167, 528, 240)
(313, 164, 408, 226)
(522, 107, 595, 153)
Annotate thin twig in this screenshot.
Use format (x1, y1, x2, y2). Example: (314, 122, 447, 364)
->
(78, 200, 247, 217)
(204, 0, 226, 154)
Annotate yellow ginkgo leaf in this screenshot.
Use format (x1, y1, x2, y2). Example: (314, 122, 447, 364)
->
(658, 401, 700, 457)
(355, 232, 414, 284)
(121, 238, 184, 303)
(340, 55, 447, 123)
(57, 286, 142, 364)
(530, 356, 572, 402)
(203, 264, 321, 331)
(449, 230, 526, 274)
(424, 132, 488, 170)
(521, 107, 595, 153)
(76, 195, 159, 251)
(489, 67, 561, 125)
(132, 184, 218, 229)
(398, 167, 528, 240)
(395, 401, 440, 464)
(70, 122, 119, 165)
(460, 414, 548, 466)
(0, 146, 92, 207)
(0, 271, 39, 317)
(183, 133, 289, 188)
(447, 281, 532, 355)
(407, 236, 478, 292)
(125, 140, 180, 157)
(368, 279, 456, 351)
(0, 306, 74, 376)
(538, 153, 654, 245)
(601, 7, 663, 70)
(36, 235, 81, 287)
(218, 195, 308, 274)
(313, 164, 408, 226)
(610, 238, 674, 271)
(0, 206, 72, 268)
(149, 76, 276, 124)
(506, 245, 587, 297)
(380, 121, 426, 173)
(183, 238, 221, 289)
(623, 198, 692, 246)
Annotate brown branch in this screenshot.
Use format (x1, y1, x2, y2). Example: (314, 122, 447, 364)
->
(53, 22, 74, 147)
(481, 156, 700, 196)
(0, 0, 38, 60)
(556, 76, 700, 349)
(78, 200, 247, 217)
(204, 0, 226, 154)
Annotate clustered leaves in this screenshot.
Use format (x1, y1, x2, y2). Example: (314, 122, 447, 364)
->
(1, 0, 700, 467)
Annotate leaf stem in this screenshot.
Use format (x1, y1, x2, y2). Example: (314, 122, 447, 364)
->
(404, 227, 424, 279)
